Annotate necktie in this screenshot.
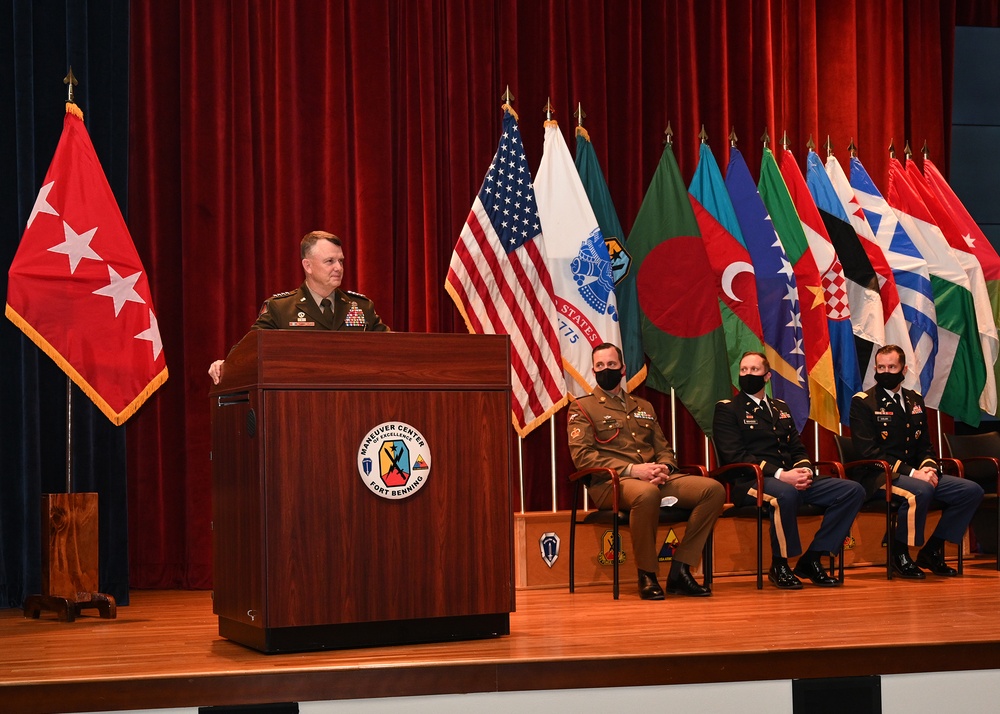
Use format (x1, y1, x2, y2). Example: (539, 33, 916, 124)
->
(761, 399, 773, 421)
(319, 298, 333, 327)
(897, 393, 905, 412)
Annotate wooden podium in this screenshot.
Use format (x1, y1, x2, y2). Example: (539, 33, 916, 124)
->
(209, 331, 513, 653)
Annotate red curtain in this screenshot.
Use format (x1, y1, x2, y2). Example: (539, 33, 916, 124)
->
(126, 0, 990, 588)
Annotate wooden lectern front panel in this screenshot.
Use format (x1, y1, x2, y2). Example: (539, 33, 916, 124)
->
(261, 389, 513, 628)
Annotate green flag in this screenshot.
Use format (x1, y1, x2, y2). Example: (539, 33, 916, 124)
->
(627, 141, 730, 437)
(574, 126, 646, 390)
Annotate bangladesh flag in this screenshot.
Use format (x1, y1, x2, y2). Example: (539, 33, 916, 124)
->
(628, 141, 730, 437)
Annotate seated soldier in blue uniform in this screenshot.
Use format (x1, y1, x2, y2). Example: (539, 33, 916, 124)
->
(713, 351, 865, 589)
(849, 344, 983, 578)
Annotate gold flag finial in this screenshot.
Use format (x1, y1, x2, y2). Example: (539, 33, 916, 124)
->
(888, 139, 896, 159)
(574, 102, 586, 127)
(806, 134, 816, 152)
(501, 85, 514, 106)
(664, 121, 674, 145)
(922, 140, 930, 160)
(824, 135, 833, 158)
(903, 140, 913, 159)
(761, 128, 770, 149)
(781, 130, 789, 151)
(699, 124, 708, 144)
(64, 66, 78, 104)
(543, 97, 555, 121)
(848, 138, 857, 157)
(729, 127, 738, 147)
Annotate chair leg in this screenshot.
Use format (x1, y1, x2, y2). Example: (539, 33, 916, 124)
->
(756, 506, 763, 590)
(704, 533, 713, 589)
(569, 506, 577, 594)
(886, 507, 894, 581)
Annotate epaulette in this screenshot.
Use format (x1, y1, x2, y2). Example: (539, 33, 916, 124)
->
(269, 290, 296, 299)
(853, 390, 869, 399)
(344, 289, 371, 300)
(718, 399, 732, 404)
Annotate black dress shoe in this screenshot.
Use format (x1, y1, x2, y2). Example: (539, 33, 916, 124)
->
(891, 550, 927, 579)
(793, 558, 840, 587)
(768, 562, 803, 590)
(638, 571, 665, 600)
(916, 547, 959, 577)
(666, 563, 711, 597)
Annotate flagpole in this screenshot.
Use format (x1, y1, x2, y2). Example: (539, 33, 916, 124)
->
(63, 67, 79, 495)
(549, 416, 557, 512)
(518, 435, 525, 515)
(670, 388, 677, 448)
(66, 378, 73, 493)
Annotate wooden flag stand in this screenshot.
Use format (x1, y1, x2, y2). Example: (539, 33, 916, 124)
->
(22, 493, 116, 621)
(22, 377, 116, 622)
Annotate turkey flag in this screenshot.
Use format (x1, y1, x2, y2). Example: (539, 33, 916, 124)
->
(6, 103, 167, 425)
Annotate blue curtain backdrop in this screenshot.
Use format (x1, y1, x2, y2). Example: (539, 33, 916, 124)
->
(1, 0, 131, 607)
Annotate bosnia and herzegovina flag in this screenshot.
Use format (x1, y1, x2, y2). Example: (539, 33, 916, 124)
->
(725, 146, 809, 431)
(627, 139, 730, 437)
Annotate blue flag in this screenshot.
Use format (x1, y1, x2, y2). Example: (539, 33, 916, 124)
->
(725, 146, 809, 430)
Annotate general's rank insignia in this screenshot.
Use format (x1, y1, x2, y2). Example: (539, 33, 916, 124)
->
(345, 301, 366, 327)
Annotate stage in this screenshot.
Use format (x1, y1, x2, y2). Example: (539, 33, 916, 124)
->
(3, 559, 1000, 713)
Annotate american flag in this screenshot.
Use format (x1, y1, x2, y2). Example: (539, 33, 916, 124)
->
(445, 108, 567, 437)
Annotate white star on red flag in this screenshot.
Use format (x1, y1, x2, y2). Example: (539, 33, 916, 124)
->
(93, 265, 146, 316)
(27, 181, 59, 229)
(48, 220, 102, 273)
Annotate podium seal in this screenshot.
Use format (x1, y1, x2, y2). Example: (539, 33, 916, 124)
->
(357, 421, 432, 500)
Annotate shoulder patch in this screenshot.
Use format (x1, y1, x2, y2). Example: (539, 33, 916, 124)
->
(269, 290, 296, 299)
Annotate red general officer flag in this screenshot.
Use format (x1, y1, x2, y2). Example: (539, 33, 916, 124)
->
(6, 103, 168, 425)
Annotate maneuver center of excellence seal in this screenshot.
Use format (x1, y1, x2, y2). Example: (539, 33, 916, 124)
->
(356, 421, 432, 500)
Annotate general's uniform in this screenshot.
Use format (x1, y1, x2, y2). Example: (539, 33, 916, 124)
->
(849, 387, 983, 547)
(713, 393, 865, 558)
(252, 283, 389, 332)
(567, 389, 724, 573)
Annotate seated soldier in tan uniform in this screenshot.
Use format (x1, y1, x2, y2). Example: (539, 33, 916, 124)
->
(567, 342, 725, 599)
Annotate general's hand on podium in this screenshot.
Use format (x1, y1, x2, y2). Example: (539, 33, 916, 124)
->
(209, 359, 225, 385)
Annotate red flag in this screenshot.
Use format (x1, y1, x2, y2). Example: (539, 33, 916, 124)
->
(6, 104, 168, 425)
(444, 107, 567, 437)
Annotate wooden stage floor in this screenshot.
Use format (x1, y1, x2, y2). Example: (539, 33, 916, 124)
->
(4, 560, 1000, 714)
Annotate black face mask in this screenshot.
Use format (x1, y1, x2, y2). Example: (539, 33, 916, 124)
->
(595, 367, 623, 391)
(874, 371, 905, 390)
(739, 373, 767, 395)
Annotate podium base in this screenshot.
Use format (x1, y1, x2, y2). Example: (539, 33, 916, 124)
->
(219, 612, 510, 654)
